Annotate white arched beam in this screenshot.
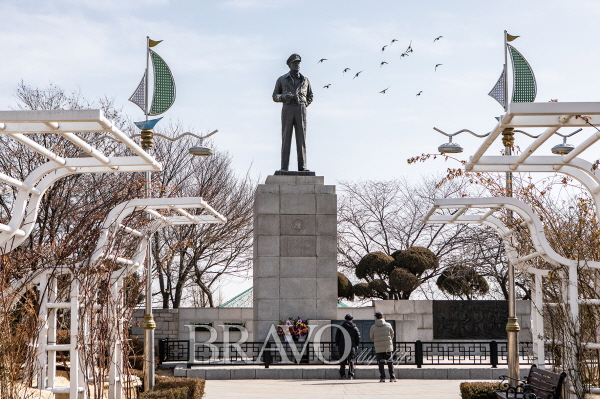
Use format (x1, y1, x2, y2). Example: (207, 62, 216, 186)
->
(422, 197, 564, 369)
(91, 197, 227, 270)
(0, 110, 161, 253)
(469, 155, 600, 224)
(424, 197, 600, 270)
(465, 102, 600, 170)
(424, 196, 586, 363)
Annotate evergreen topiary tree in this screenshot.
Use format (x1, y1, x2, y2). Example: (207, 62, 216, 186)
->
(337, 272, 354, 300)
(353, 247, 439, 300)
(355, 251, 394, 280)
(352, 282, 373, 298)
(436, 264, 489, 300)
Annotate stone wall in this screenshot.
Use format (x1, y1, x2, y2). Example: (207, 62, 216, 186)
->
(131, 307, 255, 345)
(337, 300, 532, 341)
(132, 299, 532, 344)
(131, 308, 180, 342)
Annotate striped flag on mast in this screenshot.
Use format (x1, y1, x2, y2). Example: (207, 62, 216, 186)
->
(129, 71, 147, 113)
(488, 69, 506, 108)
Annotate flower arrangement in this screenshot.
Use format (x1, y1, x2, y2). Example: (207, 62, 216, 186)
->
(277, 316, 309, 340)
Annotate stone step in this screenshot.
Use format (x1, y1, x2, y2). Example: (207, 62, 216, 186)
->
(174, 365, 532, 380)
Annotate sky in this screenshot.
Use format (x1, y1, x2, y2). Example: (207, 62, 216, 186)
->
(4, 0, 600, 186)
(3, 0, 600, 302)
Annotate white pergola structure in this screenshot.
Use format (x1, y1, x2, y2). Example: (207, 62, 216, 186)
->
(423, 197, 600, 369)
(34, 197, 226, 399)
(440, 101, 600, 394)
(0, 110, 162, 253)
(466, 102, 600, 223)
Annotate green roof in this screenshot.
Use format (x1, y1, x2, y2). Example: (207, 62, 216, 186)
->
(219, 287, 252, 308)
(219, 287, 349, 308)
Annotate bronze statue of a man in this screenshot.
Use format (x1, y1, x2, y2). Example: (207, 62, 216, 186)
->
(272, 53, 313, 172)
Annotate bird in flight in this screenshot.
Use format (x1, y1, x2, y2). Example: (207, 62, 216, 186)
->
(353, 70, 364, 79)
(381, 45, 388, 53)
(380, 61, 388, 67)
(416, 91, 422, 96)
(318, 58, 328, 63)
(343, 68, 351, 74)
(406, 40, 413, 53)
(379, 86, 390, 94)
(434, 36, 443, 42)
(400, 52, 408, 58)
(323, 84, 331, 88)
(435, 64, 443, 71)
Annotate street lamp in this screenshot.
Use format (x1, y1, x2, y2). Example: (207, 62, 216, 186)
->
(435, 128, 582, 155)
(135, 127, 217, 390)
(550, 129, 581, 155)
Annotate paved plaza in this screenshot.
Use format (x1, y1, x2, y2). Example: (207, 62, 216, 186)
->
(204, 379, 463, 399)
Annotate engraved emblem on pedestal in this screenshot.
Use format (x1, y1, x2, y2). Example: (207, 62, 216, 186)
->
(291, 219, 304, 232)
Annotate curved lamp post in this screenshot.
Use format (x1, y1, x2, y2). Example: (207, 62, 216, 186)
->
(133, 128, 217, 391)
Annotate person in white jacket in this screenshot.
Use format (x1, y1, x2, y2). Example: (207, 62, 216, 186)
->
(369, 311, 397, 382)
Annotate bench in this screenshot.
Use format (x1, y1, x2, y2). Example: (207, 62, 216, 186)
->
(495, 365, 567, 399)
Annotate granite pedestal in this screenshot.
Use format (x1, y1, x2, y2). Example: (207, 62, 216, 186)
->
(253, 175, 337, 341)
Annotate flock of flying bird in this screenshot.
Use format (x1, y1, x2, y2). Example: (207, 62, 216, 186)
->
(317, 36, 443, 96)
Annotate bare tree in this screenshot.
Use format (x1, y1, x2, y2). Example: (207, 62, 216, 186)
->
(337, 176, 507, 298)
(150, 134, 255, 308)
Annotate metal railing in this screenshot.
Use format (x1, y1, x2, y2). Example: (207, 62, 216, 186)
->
(158, 339, 548, 367)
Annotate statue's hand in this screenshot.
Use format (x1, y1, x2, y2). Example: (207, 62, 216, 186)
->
(283, 93, 294, 101)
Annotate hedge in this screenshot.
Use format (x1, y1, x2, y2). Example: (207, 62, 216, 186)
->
(459, 382, 499, 399)
(138, 375, 205, 399)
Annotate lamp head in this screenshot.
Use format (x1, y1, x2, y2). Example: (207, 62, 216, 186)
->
(438, 142, 463, 154)
(189, 146, 213, 156)
(551, 142, 574, 155)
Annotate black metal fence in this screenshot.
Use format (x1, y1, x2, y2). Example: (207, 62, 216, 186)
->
(158, 339, 550, 367)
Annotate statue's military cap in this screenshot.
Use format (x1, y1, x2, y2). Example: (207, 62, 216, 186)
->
(286, 53, 301, 65)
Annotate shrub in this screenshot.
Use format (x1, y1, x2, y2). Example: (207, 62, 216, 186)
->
(337, 272, 354, 300)
(437, 265, 489, 299)
(140, 387, 189, 399)
(368, 279, 388, 293)
(389, 267, 419, 292)
(459, 382, 498, 399)
(352, 282, 373, 297)
(394, 246, 438, 276)
(356, 251, 394, 279)
(138, 375, 205, 399)
(128, 354, 144, 370)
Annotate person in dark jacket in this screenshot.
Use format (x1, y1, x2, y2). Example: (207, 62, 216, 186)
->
(335, 314, 361, 379)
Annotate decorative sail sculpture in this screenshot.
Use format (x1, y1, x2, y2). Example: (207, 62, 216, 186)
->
(129, 37, 176, 130)
(488, 31, 536, 109)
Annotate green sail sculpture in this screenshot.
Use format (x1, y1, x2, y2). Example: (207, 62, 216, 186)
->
(508, 44, 536, 103)
(149, 50, 176, 116)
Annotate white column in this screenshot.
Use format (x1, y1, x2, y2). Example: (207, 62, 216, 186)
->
(47, 275, 57, 387)
(115, 278, 123, 399)
(70, 278, 80, 399)
(37, 272, 49, 390)
(533, 272, 545, 369)
(569, 264, 579, 323)
(109, 278, 124, 399)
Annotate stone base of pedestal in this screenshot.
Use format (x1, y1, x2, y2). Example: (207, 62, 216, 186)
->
(274, 170, 316, 176)
(253, 175, 337, 341)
